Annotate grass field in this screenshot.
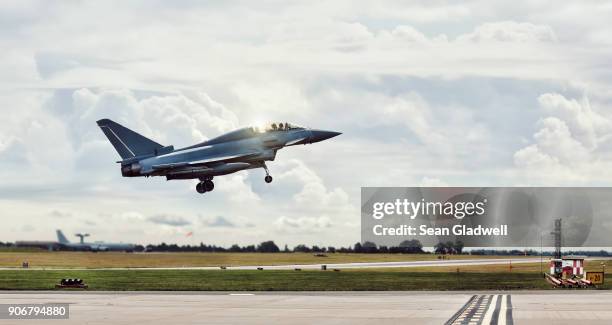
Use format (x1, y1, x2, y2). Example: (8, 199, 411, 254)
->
(0, 269, 573, 291)
(0, 253, 607, 291)
(0, 251, 532, 268)
(355, 259, 609, 273)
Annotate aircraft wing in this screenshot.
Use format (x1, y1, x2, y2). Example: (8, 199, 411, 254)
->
(151, 152, 258, 170)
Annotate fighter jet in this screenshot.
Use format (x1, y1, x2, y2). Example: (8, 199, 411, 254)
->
(96, 119, 340, 194)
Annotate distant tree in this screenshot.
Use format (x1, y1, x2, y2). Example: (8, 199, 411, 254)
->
(293, 244, 311, 253)
(362, 241, 378, 253)
(353, 242, 363, 253)
(445, 241, 455, 254)
(244, 245, 256, 252)
(312, 245, 324, 252)
(398, 239, 424, 253)
(453, 240, 464, 254)
(327, 246, 336, 253)
(434, 242, 447, 254)
(434, 241, 462, 254)
(229, 244, 242, 252)
(257, 241, 280, 253)
(283, 244, 289, 253)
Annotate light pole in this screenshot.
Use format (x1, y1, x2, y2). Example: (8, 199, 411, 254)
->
(540, 231, 543, 275)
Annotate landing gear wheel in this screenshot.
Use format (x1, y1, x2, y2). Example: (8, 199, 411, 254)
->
(196, 182, 206, 194)
(262, 163, 273, 183)
(203, 180, 214, 192)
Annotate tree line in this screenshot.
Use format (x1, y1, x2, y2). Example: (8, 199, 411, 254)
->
(3, 240, 611, 256)
(138, 239, 427, 253)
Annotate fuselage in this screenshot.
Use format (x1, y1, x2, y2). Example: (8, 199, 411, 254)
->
(122, 125, 335, 180)
(63, 242, 135, 252)
(147, 127, 308, 174)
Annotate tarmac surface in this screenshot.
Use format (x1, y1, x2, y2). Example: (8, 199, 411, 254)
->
(1, 291, 612, 324)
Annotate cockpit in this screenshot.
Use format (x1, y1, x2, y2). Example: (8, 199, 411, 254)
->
(253, 122, 305, 133)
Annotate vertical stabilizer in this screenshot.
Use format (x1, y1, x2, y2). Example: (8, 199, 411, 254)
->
(96, 119, 164, 159)
(56, 230, 69, 244)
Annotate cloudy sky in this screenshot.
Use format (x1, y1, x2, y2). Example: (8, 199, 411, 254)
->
(1, 1, 612, 247)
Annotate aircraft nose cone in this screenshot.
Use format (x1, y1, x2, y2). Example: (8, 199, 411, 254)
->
(310, 130, 342, 143)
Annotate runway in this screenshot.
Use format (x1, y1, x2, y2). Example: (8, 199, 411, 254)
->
(209, 257, 542, 271)
(0, 257, 543, 271)
(1, 291, 612, 324)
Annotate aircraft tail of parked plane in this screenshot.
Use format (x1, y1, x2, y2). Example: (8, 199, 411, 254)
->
(56, 229, 69, 244)
(97, 119, 167, 159)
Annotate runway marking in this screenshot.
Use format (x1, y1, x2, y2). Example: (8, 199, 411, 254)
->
(498, 295, 507, 325)
(505, 295, 513, 324)
(447, 294, 513, 325)
(481, 295, 497, 324)
(229, 293, 254, 296)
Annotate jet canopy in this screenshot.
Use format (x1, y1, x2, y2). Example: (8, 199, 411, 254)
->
(253, 122, 305, 133)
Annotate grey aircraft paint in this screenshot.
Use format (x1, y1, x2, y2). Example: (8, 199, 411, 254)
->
(56, 230, 135, 252)
(97, 119, 341, 194)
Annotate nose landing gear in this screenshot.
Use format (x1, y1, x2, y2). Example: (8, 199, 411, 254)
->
(263, 163, 273, 183)
(195, 177, 215, 194)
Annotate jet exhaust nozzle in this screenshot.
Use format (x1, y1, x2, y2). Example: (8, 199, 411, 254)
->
(121, 163, 142, 177)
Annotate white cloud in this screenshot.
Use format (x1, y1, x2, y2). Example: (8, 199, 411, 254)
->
(514, 117, 591, 168)
(419, 177, 448, 187)
(66, 88, 239, 149)
(378, 26, 430, 43)
(216, 173, 260, 205)
(514, 93, 612, 184)
(148, 214, 191, 227)
(274, 216, 332, 233)
(276, 159, 350, 212)
(202, 216, 236, 228)
(457, 21, 557, 42)
(330, 2, 471, 23)
(49, 210, 72, 219)
(538, 93, 611, 149)
(514, 144, 559, 168)
(0, 135, 28, 165)
(118, 212, 145, 222)
(380, 92, 445, 147)
(232, 80, 311, 122)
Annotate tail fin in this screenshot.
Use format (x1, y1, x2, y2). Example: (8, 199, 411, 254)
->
(96, 119, 164, 159)
(56, 230, 69, 244)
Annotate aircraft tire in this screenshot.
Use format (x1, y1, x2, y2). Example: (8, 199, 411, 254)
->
(265, 175, 273, 183)
(196, 182, 206, 194)
(204, 180, 214, 192)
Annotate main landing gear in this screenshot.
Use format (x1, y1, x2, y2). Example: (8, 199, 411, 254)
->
(196, 177, 214, 194)
(194, 163, 274, 194)
(263, 163, 273, 183)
